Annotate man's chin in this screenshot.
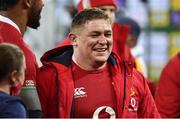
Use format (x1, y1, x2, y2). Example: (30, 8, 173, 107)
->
(94, 57, 108, 63)
(94, 54, 109, 61)
(28, 24, 40, 30)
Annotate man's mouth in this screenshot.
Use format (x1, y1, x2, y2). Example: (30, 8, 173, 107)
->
(93, 48, 107, 52)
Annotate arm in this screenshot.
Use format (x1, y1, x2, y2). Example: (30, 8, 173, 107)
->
(19, 63, 42, 117)
(155, 57, 180, 117)
(36, 65, 57, 117)
(19, 87, 42, 117)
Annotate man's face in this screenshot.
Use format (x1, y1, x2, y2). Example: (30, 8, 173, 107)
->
(98, 5, 116, 23)
(74, 19, 113, 66)
(126, 34, 138, 48)
(27, 0, 44, 29)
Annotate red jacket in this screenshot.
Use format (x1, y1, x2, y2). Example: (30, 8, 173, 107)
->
(37, 43, 160, 118)
(155, 52, 180, 117)
(0, 21, 38, 91)
(112, 23, 135, 64)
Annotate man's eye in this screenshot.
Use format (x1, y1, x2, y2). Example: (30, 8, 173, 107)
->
(100, 9, 106, 12)
(105, 33, 112, 37)
(91, 34, 99, 37)
(110, 9, 115, 12)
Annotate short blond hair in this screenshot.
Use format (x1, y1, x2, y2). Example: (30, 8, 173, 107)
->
(71, 8, 111, 32)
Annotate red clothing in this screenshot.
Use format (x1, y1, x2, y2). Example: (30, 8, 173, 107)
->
(0, 21, 38, 93)
(155, 52, 180, 117)
(147, 79, 157, 97)
(124, 44, 136, 66)
(72, 62, 117, 118)
(112, 23, 133, 62)
(36, 44, 160, 118)
(113, 23, 157, 97)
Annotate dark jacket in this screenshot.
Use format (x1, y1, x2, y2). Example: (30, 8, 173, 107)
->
(0, 91, 27, 118)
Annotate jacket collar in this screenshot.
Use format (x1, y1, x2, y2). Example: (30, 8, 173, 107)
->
(0, 15, 21, 34)
(44, 46, 117, 67)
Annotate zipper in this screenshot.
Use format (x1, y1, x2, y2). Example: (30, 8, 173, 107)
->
(122, 60, 127, 110)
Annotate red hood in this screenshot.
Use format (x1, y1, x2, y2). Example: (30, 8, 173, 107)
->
(40, 37, 72, 64)
(112, 22, 131, 60)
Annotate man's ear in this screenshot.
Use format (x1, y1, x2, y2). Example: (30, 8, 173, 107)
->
(23, 0, 33, 9)
(68, 33, 78, 46)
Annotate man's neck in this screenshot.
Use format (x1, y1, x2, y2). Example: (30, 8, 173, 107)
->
(0, 85, 10, 95)
(0, 14, 21, 33)
(0, 11, 26, 36)
(72, 55, 107, 71)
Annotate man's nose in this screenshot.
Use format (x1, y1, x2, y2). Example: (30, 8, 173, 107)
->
(104, 11, 111, 18)
(98, 36, 108, 44)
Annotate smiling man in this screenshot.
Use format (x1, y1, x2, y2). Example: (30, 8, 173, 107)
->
(36, 8, 160, 118)
(69, 12, 113, 71)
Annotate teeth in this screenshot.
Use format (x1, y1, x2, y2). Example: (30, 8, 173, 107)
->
(95, 48, 106, 52)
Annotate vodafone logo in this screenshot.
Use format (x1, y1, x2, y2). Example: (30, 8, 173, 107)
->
(74, 87, 87, 98)
(93, 106, 116, 119)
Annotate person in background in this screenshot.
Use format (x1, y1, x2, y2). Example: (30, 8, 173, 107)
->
(155, 52, 180, 117)
(117, 16, 147, 78)
(117, 16, 157, 97)
(0, 43, 26, 118)
(37, 8, 160, 118)
(0, 0, 44, 117)
(24, 0, 57, 66)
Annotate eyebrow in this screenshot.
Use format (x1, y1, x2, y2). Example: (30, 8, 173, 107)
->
(90, 30, 112, 34)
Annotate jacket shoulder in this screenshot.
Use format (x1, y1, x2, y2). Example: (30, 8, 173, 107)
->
(0, 94, 26, 118)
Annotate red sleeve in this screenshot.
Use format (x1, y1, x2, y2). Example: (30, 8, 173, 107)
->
(146, 79, 157, 98)
(155, 55, 180, 117)
(136, 72, 161, 118)
(36, 65, 57, 117)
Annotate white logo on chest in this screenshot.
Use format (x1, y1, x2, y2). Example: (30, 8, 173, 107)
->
(74, 87, 87, 98)
(93, 106, 116, 119)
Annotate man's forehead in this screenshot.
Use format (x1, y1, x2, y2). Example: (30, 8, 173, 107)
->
(84, 21, 111, 31)
(89, 29, 112, 34)
(73, 19, 111, 35)
(85, 19, 111, 26)
(98, 5, 116, 9)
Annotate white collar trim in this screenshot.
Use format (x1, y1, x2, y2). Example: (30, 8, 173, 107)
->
(0, 15, 21, 33)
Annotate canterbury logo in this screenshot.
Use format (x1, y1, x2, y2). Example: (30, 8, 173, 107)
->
(74, 87, 87, 98)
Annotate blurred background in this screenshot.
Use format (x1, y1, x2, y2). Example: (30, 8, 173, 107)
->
(24, 0, 180, 82)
